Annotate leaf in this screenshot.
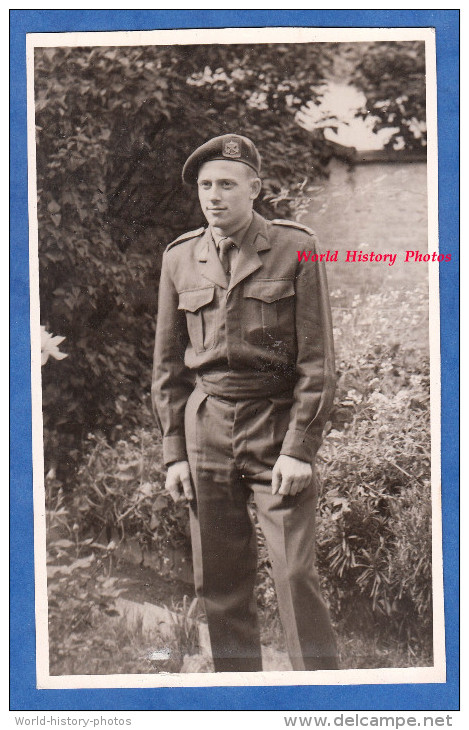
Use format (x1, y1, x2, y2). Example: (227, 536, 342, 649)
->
(47, 199, 61, 214)
(138, 481, 153, 497)
(67, 555, 94, 573)
(152, 495, 168, 512)
(47, 564, 70, 578)
(117, 459, 142, 474)
(51, 538, 75, 548)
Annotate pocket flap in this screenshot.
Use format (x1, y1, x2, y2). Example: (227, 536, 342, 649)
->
(243, 279, 295, 303)
(178, 287, 215, 313)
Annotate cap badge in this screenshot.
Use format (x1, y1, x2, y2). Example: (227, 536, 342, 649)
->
(223, 140, 241, 158)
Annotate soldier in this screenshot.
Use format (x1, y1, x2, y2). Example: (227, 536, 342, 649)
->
(152, 134, 338, 673)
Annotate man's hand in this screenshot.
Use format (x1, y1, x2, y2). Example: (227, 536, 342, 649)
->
(165, 460, 194, 503)
(272, 454, 313, 496)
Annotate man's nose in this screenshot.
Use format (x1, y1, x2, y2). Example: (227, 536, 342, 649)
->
(209, 185, 221, 201)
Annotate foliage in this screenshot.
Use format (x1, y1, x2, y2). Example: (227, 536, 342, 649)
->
(318, 286, 431, 646)
(347, 41, 427, 149)
(165, 595, 201, 662)
(336, 625, 433, 670)
(72, 428, 191, 566)
(46, 481, 126, 670)
(47, 476, 201, 675)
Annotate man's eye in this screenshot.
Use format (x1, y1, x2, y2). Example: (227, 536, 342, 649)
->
(222, 182, 234, 189)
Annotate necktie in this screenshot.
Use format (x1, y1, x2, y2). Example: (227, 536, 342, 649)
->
(218, 238, 236, 276)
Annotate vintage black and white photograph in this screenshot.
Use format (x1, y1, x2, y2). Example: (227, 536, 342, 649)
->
(27, 26, 444, 689)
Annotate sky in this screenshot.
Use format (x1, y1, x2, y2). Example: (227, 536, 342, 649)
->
(296, 81, 400, 151)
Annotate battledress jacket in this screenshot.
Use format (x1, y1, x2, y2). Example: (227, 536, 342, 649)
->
(152, 211, 336, 466)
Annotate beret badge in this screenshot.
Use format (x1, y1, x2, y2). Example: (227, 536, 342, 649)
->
(223, 139, 242, 158)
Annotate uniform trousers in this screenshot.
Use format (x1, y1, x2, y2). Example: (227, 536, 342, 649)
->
(184, 385, 338, 673)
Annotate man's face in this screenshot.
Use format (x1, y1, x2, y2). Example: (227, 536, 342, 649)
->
(197, 159, 261, 233)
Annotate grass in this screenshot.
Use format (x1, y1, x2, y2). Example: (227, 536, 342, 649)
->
(337, 629, 433, 670)
(49, 600, 431, 675)
(50, 615, 167, 676)
(49, 610, 205, 676)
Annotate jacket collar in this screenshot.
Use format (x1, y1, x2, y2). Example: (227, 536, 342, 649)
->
(229, 211, 270, 291)
(195, 228, 228, 289)
(195, 211, 270, 290)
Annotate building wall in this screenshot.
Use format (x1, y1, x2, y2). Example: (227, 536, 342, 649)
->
(303, 158, 429, 296)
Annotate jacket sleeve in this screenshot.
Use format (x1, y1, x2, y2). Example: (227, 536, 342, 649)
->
(151, 249, 194, 466)
(280, 234, 336, 462)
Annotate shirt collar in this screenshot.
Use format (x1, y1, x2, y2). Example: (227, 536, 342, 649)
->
(211, 214, 253, 250)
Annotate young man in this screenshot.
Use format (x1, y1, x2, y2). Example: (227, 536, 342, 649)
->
(152, 134, 338, 672)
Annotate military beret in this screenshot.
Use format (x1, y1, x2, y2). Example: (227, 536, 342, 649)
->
(182, 134, 261, 185)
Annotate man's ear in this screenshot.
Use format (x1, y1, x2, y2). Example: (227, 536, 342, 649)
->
(250, 177, 262, 200)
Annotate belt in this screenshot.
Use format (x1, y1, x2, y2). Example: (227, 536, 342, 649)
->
(196, 370, 295, 400)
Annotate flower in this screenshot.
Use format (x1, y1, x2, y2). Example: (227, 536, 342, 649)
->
(41, 326, 68, 366)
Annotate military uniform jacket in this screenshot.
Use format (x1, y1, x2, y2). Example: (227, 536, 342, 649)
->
(152, 211, 335, 466)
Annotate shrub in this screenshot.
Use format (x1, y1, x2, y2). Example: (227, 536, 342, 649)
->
(71, 429, 191, 568)
(46, 481, 127, 672)
(47, 475, 203, 675)
(316, 286, 432, 650)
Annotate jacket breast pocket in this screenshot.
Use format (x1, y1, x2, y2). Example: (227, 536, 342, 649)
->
(178, 286, 217, 354)
(243, 279, 295, 352)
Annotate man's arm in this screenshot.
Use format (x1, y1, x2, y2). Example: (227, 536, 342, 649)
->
(151, 249, 194, 466)
(273, 233, 335, 495)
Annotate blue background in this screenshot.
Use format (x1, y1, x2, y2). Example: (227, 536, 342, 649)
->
(10, 9, 459, 711)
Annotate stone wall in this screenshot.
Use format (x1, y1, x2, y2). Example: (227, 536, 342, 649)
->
(303, 158, 429, 295)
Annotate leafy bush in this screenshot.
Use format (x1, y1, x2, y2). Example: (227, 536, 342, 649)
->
(349, 40, 427, 150)
(46, 481, 126, 671)
(316, 286, 432, 650)
(71, 429, 191, 568)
